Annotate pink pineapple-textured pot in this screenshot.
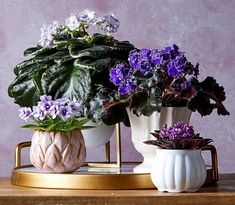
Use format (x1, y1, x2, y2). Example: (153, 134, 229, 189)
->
(30, 129, 86, 173)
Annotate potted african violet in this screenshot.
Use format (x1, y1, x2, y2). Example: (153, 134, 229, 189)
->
(91, 44, 229, 173)
(18, 95, 93, 173)
(145, 121, 213, 192)
(8, 9, 135, 148)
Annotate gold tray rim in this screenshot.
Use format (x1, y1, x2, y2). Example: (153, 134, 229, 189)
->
(11, 164, 155, 190)
(11, 164, 216, 190)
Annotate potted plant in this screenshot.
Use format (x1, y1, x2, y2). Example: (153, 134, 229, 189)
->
(144, 121, 213, 192)
(91, 44, 229, 172)
(8, 9, 135, 148)
(18, 95, 92, 173)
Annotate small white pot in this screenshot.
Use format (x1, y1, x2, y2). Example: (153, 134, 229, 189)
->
(127, 107, 192, 173)
(151, 149, 207, 192)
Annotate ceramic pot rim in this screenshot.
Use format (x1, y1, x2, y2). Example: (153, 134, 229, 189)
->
(155, 148, 201, 154)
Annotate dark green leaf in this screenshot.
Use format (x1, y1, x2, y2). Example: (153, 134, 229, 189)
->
(69, 45, 114, 59)
(41, 63, 91, 102)
(74, 58, 112, 72)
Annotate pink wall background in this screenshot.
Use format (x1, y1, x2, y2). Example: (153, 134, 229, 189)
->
(0, 0, 235, 177)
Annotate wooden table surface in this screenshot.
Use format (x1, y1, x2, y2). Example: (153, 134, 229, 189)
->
(0, 174, 235, 205)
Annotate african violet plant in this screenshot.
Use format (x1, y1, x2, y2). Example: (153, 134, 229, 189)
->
(8, 9, 134, 125)
(19, 95, 92, 132)
(90, 44, 229, 122)
(144, 121, 212, 149)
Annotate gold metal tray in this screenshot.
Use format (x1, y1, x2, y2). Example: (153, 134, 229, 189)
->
(11, 140, 218, 190)
(11, 163, 217, 190)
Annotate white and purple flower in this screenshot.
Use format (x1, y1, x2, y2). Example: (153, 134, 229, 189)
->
(19, 107, 33, 121)
(59, 105, 73, 120)
(39, 21, 61, 48)
(65, 13, 81, 30)
(97, 14, 120, 34)
(18, 95, 85, 122)
(49, 104, 60, 119)
(78, 9, 96, 24)
(33, 106, 47, 121)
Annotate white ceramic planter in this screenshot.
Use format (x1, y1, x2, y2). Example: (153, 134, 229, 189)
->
(30, 130, 86, 173)
(82, 122, 115, 148)
(127, 107, 192, 173)
(151, 149, 207, 192)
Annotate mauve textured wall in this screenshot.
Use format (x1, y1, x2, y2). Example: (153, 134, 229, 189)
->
(0, 0, 235, 177)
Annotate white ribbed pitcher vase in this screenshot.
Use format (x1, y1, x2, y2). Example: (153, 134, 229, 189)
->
(151, 149, 207, 192)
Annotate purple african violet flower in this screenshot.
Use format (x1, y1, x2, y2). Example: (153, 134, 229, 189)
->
(38, 101, 53, 113)
(118, 85, 129, 95)
(78, 9, 96, 24)
(40, 95, 52, 102)
(167, 57, 187, 77)
(65, 13, 80, 30)
(49, 104, 60, 119)
(59, 105, 73, 120)
(33, 106, 46, 121)
(151, 49, 162, 66)
(19, 107, 33, 121)
(68, 100, 83, 112)
(159, 121, 195, 140)
(109, 65, 123, 86)
(128, 50, 140, 70)
(145, 121, 212, 149)
(139, 61, 153, 75)
(19, 95, 85, 124)
(109, 63, 137, 95)
(99, 14, 120, 34)
(139, 49, 152, 62)
(54, 98, 70, 106)
(164, 46, 171, 53)
(39, 21, 60, 48)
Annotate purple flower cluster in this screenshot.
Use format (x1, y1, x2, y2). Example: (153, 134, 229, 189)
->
(129, 49, 154, 75)
(109, 64, 137, 95)
(159, 121, 195, 140)
(65, 10, 120, 34)
(128, 45, 192, 77)
(19, 95, 83, 121)
(39, 10, 120, 48)
(109, 44, 200, 95)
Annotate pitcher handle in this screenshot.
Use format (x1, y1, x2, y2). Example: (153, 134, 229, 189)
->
(202, 145, 218, 182)
(15, 141, 31, 168)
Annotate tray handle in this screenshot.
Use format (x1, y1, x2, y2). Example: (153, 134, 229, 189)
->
(201, 145, 218, 182)
(15, 141, 31, 168)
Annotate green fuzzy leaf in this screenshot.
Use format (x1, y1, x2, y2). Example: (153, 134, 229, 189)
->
(130, 90, 162, 116)
(74, 58, 112, 72)
(72, 118, 90, 128)
(88, 88, 130, 126)
(23, 47, 40, 56)
(22, 117, 91, 132)
(8, 74, 41, 107)
(23, 46, 58, 57)
(81, 126, 96, 130)
(8, 31, 135, 127)
(187, 77, 230, 116)
(69, 45, 114, 59)
(41, 63, 91, 102)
